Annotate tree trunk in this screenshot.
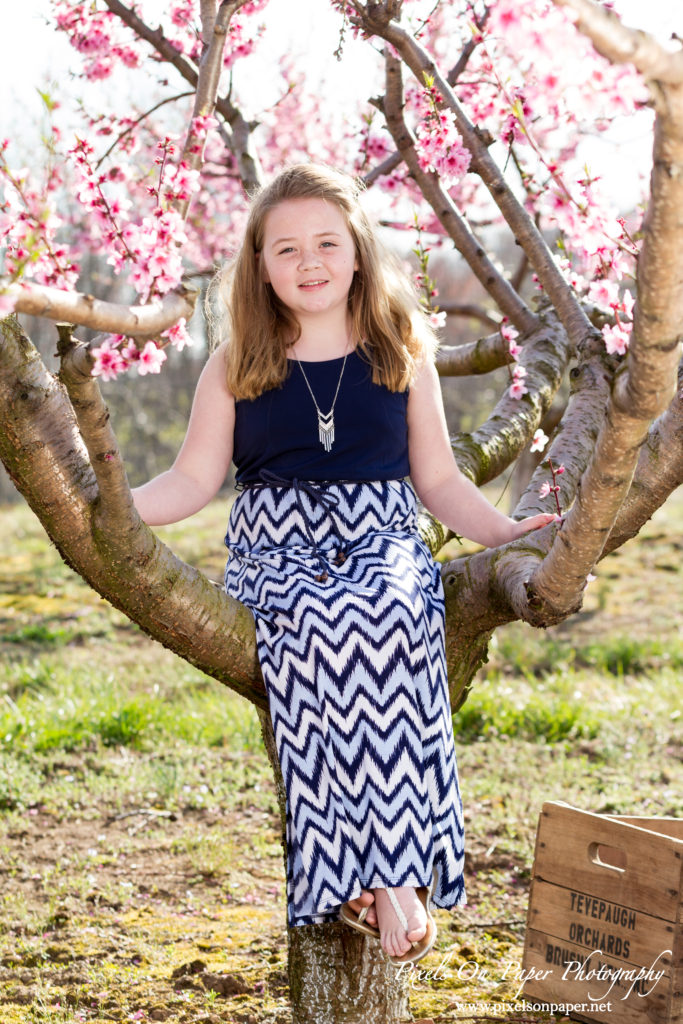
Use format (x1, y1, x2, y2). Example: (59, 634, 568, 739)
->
(257, 692, 412, 1021)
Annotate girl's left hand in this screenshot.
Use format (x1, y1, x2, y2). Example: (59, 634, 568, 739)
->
(507, 512, 562, 541)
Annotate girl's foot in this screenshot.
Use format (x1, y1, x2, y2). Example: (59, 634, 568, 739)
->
(372, 886, 427, 958)
(344, 889, 378, 928)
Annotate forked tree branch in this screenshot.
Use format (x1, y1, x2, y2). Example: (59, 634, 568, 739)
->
(103, 0, 261, 191)
(551, 0, 683, 84)
(353, 3, 594, 349)
(178, 0, 257, 213)
(382, 49, 539, 334)
(0, 316, 265, 704)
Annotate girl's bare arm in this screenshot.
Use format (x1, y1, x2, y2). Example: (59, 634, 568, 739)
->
(131, 343, 235, 526)
(407, 358, 557, 547)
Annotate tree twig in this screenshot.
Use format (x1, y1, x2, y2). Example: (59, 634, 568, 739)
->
(94, 92, 195, 170)
(437, 302, 501, 331)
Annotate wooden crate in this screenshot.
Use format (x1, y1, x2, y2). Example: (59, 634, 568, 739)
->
(522, 802, 683, 1024)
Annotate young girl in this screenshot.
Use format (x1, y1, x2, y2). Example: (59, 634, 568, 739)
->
(131, 163, 557, 966)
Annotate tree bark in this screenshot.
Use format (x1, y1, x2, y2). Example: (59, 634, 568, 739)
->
(0, 316, 264, 706)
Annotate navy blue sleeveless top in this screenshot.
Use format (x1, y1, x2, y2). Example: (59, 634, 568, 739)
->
(232, 348, 410, 484)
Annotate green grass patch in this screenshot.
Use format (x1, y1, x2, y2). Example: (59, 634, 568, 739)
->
(454, 686, 603, 743)
(486, 624, 683, 680)
(0, 659, 262, 756)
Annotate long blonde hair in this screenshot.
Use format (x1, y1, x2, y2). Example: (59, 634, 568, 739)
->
(206, 163, 438, 400)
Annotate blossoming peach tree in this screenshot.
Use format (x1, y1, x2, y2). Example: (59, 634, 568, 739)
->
(0, 1, 681, 1020)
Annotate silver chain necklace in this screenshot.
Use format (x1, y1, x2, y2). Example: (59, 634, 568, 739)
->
(293, 349, 350, 452)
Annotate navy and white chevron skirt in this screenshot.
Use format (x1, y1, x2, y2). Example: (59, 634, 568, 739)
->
(224, 478, 465, 927)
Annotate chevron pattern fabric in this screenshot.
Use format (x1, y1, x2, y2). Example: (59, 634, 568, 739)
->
(224, 479, 465, 927)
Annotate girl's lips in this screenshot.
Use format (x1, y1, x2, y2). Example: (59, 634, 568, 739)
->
(299, 279, 328, 288)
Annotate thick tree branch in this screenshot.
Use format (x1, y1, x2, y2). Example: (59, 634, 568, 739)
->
(354, 4, 594, 349)
(551, 0, 683, 84)
(382, 49, 538, 334)
(0, 316, 265, 707)
(602, 360, 683, 556)
(436, 331, 512, 376)
(513, 338, 613, 521)
(9, 281, 198, 336)
(450, 312, 571, 487)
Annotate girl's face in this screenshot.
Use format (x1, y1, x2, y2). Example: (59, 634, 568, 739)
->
(260, 197, 359, 327)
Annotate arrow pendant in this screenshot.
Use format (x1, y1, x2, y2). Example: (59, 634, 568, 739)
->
(318, 410, 335, 452)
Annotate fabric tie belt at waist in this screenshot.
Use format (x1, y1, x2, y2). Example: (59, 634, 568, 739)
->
(235, 469, 351, 582)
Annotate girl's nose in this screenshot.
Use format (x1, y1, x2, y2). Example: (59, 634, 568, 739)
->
(298, 247, 322, 270)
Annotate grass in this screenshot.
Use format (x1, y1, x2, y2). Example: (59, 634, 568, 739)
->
(0, 490, 681, 1023)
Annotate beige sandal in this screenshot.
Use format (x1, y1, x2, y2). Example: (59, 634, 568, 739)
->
(340, 893, 381, 939)
(386, 866, 438, 966)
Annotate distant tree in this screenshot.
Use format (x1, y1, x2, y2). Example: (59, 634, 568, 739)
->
(1, 2, 681, 1020)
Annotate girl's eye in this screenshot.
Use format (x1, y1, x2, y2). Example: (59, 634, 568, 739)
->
(321, 241, 336, 248)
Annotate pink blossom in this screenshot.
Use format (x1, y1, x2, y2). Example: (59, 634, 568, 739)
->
(588, 278, 620, 309)
(428, 310, 447, 329)
(621, 288, 635, 318)
(509, 379, 528, 400)
(137, 341, 167, 375)
(539, 481, 551, 498)
(162, 318, 193, 351)
(530, 428, 549, 453)
(602, 322, 631, 356)
(91, 338, 126, 381)
(500, 323, 519, 344)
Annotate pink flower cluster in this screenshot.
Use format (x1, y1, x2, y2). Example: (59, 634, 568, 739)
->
(0, 142, 80, 293)
(68, 137, 191, 299)
(90, 318, 193, 382)
(54, 2, 142, 81)
(502, 322, 528, 400)
(602, 321, 632, 356)
(415, 102, 471, 188)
